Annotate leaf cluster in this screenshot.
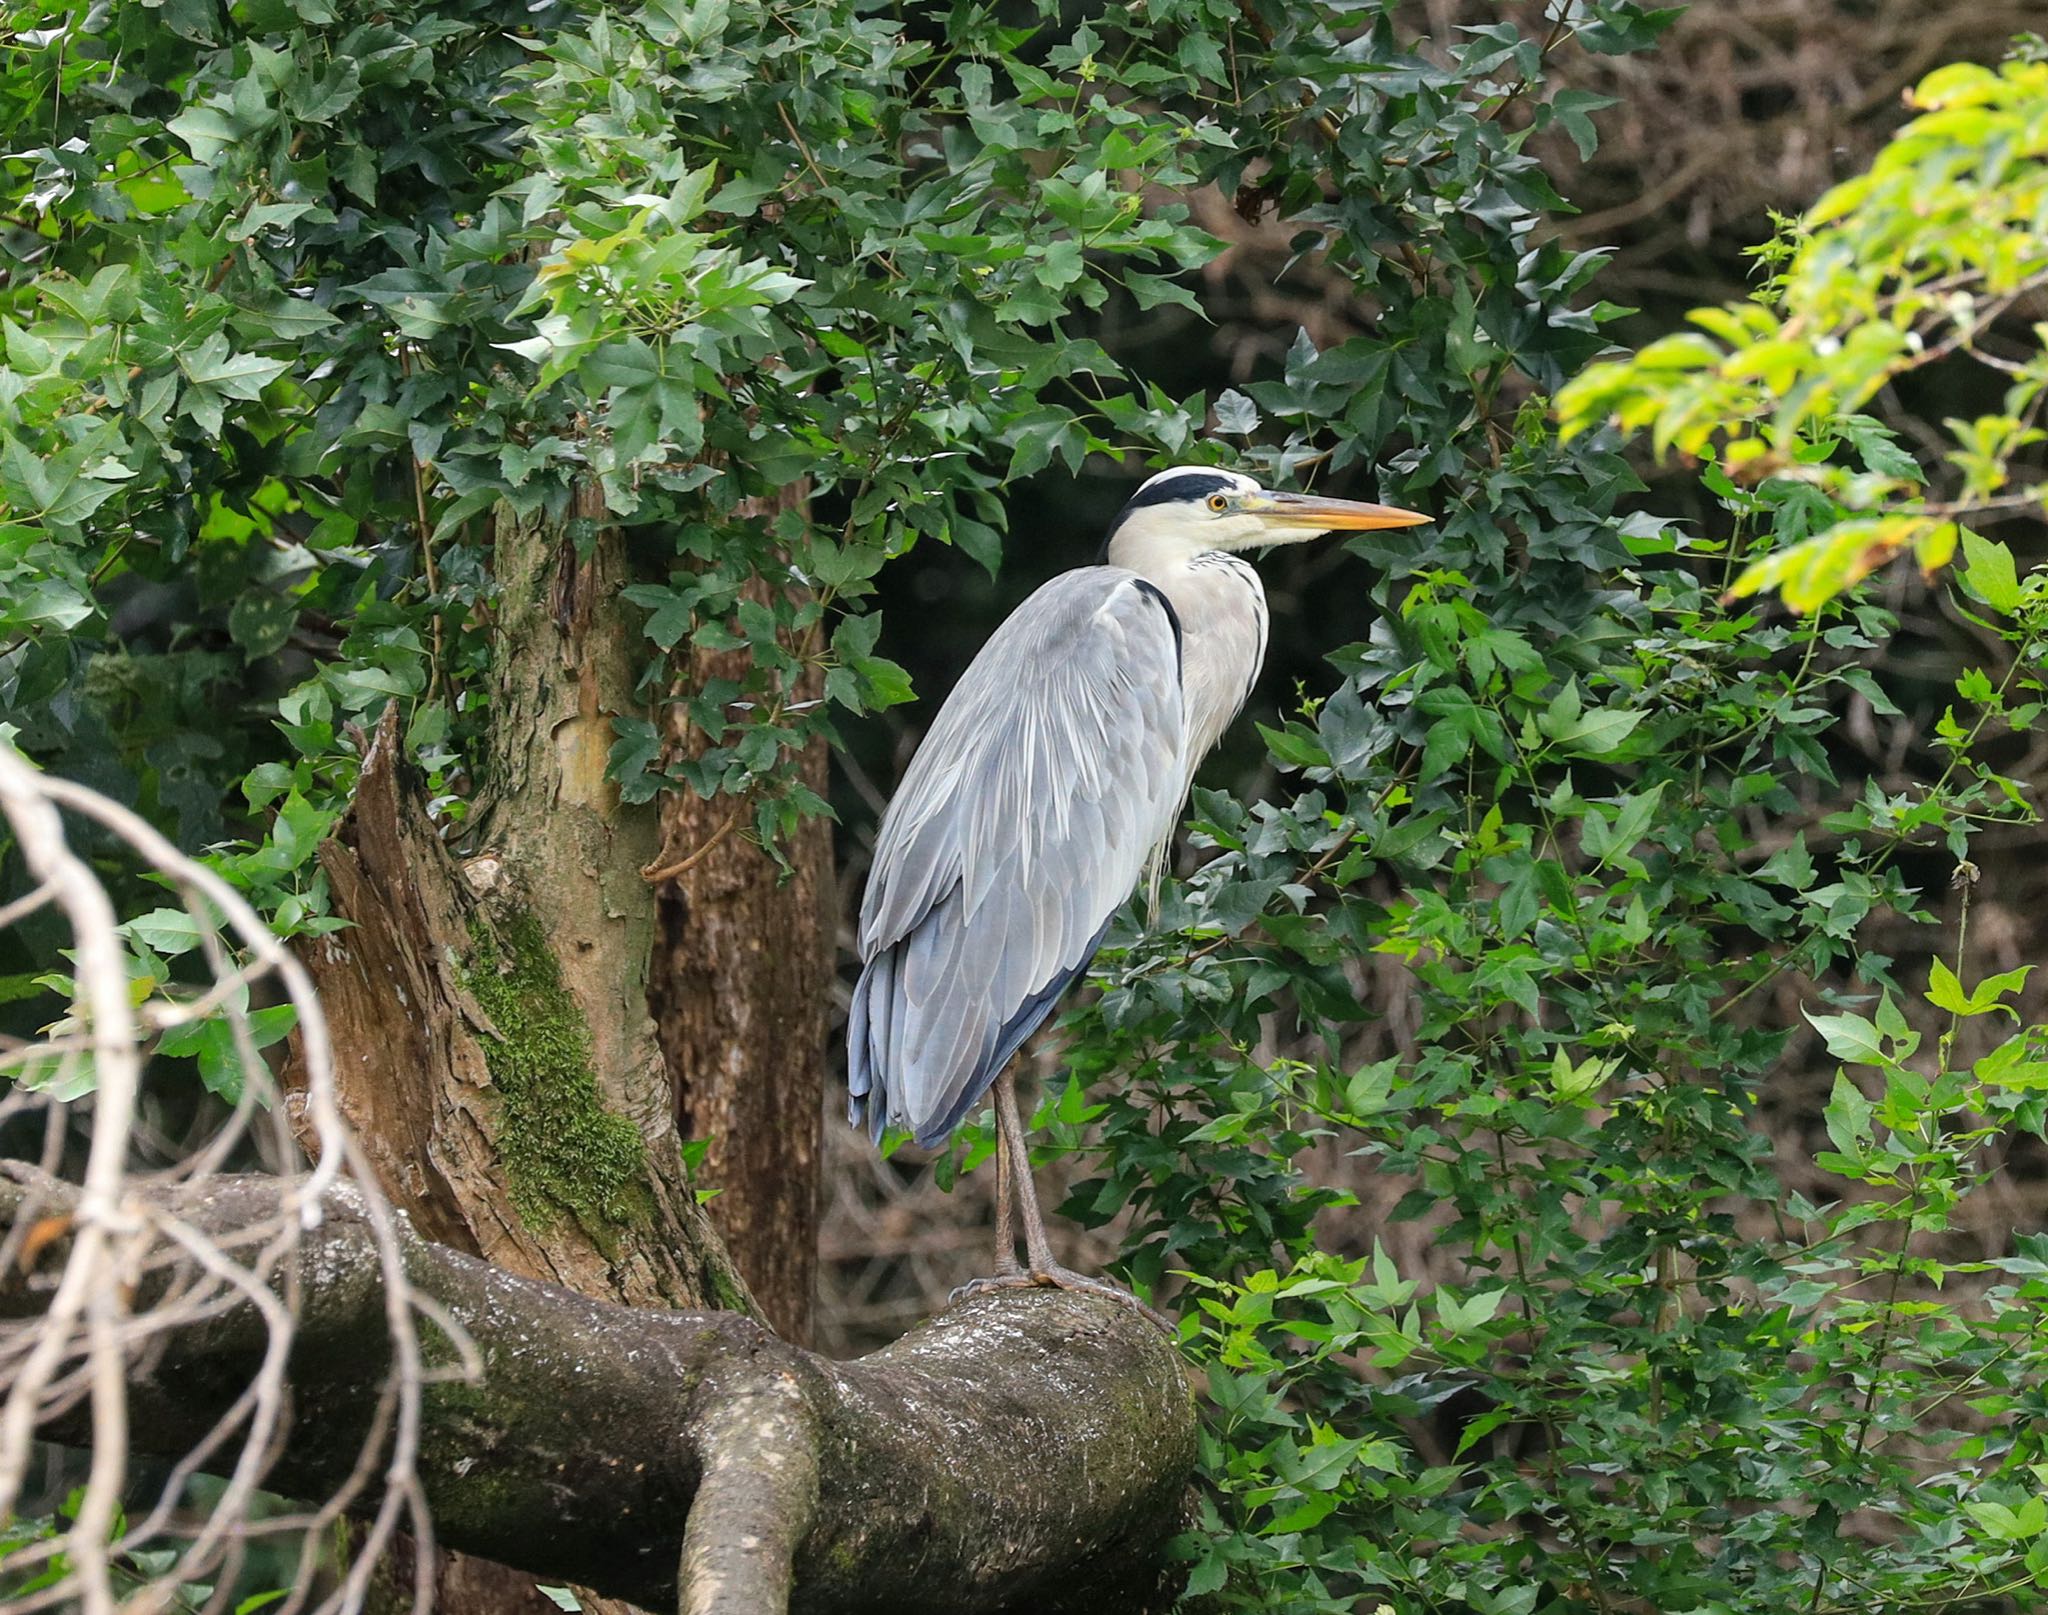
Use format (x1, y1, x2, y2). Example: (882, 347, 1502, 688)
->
(1558, 59, 2048, 612)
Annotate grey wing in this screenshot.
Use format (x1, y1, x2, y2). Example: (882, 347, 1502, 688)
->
(847, 568, 1186, 1148)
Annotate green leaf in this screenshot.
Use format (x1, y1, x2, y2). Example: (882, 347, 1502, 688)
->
(180, 333, 291, 399)
(1805, 1008, 1885, 1066)
(123, 909, 205, 957)
(1927, 957, 1969, 1015)
(166, 104, 244, 164)
(1822, 1069, 1874, 1159)
(1549, 1046, 1608, 1100)
(1965, 1499, 2047, 1543)
(852, 655, 915, 709)
(1214, 389, 1260, 434)
(1546, 89, 1618, 161)
(1124, 272, 1202, 314)
(160, 1004, 297, 1102)
(608, 717, 665, 803)
(1587, 783, 1663, 873)
(622, 582, 700, 651)
(229, 592, 298, 659)
(1259, 723, 1328, 770)
(1545, 704, 1642, 756)
(1959, 529, 2023, 613)
(1436, 1287, 1507, 1334)
(1756, 836, 1817, 892)
(1927, 959, 2032, 1018)
(1536, 681, 1644, 755)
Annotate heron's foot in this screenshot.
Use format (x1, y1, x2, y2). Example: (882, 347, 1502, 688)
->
(1022, 1263, 1175, 1335)
(947, 1266, 1170, 1331)
(947, 1269, 1033, 1306)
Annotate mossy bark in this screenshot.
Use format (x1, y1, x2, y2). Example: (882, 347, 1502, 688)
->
(287, 702, 750, 1315)
(476, 490, 724, 1310)
(462, 911, 653, 1235)
(294, 488, 828, 1327)
(3, 1170, 1197, 1615)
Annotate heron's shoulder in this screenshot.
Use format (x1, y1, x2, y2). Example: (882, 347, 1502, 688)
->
(989, 566, 1179, 664)
(1013, 564, 1178, 624)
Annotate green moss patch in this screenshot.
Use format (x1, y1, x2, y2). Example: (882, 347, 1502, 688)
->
(464, 912, 649, 1234)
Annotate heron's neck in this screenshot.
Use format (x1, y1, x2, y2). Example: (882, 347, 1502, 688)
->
(1104, 529, 1269, 772)
(1106, 529, 1254, 619)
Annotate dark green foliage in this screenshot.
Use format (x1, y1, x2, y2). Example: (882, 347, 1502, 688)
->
(1064, 534, 2048, 1605)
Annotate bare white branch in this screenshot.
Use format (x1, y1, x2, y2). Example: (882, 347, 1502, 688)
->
(0, 747, 445, 1613)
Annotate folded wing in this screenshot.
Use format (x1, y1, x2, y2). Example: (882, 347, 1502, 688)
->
(848, 568, 1186, 1146)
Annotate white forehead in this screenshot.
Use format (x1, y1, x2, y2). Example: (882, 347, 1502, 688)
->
(1135, 466, 1262, 497)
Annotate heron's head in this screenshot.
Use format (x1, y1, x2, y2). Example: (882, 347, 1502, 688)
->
(1103, 467, 1429, 568)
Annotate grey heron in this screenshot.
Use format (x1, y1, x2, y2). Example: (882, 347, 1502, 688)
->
(847, 466, 1430, 1310)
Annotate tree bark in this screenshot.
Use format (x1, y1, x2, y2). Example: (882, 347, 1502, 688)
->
(650, 788, 828, 1344)
(649, 505, 830, 1343)
(2, 1170, 1196, 1615)
(476, 490, 747, 1312)
(287, 699, 752, 1315)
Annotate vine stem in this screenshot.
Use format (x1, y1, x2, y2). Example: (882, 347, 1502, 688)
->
(400, 347, 448, 705)
(643, 803, 745, 884)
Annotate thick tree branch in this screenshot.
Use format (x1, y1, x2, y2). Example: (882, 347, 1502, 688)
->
(2, 1170, 1195, 1615)
(678, 1364, 819, 1614)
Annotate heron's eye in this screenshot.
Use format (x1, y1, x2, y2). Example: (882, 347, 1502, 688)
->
(1206, 493, 1229, 513)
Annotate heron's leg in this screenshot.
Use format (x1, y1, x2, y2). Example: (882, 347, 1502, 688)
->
(991, 1114, 1020, 1276)
(995, 1073, 1173, 1335)
(952, 1074, 1169, 1332)
(995, 1071, 1057, 1275)
(949, 1074, 1027, 1303)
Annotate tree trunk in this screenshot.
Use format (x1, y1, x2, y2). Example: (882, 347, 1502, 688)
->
(649, 490, 829, 1343)
(2, 1169, 1198, 1615)
(650, 783, 828, 1344)
(287, 510, 753, 1315)
(286, 494, 775, 1609)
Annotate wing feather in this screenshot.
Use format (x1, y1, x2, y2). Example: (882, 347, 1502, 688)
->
(848, 567, 1185, 1146)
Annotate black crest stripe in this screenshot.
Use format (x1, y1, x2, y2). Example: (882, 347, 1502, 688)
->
(1118, 471, 1238, 514)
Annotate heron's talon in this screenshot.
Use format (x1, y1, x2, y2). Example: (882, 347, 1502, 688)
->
(1022, 1265, 1175, 1335)
(947, 1272, 1036, 1306)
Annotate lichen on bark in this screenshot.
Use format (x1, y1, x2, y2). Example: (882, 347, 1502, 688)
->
(464, 910, 650, 1234)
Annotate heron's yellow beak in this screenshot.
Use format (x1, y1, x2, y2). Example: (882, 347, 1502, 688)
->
(1241, 490, 1432, 531)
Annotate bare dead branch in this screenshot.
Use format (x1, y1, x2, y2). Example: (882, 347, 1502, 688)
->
(0, 750, 438, 1615)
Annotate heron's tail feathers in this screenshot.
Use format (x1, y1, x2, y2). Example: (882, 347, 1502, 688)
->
(845, 948, 892, 1145)
(845, 915, 1112, 1152)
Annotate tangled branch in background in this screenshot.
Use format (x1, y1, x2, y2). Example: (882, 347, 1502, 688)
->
(0, 744, 456, 1615)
